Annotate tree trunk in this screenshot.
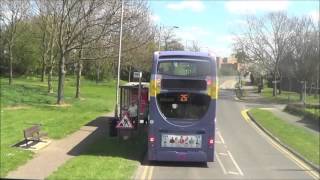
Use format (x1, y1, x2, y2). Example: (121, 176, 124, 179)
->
(41, 58, 46, 82)
(9, 45, 13, 85)
(278, 74, 282, 95)
(57, 50, 66, 104)
(48, 65, 53, 93)
(75, 48, 83, 98)
(128, 66, 132, 82)
(75, 61, 82, 98)
(96, 63, 100, 84)
(272, 73, 277, 96)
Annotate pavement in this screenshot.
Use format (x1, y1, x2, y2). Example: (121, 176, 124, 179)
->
(239, 83, 319, 134)
(6, 113, 113, 180)
(134, 76, 319, 180)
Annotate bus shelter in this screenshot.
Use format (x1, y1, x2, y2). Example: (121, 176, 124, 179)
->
(110, 82, 149, 138)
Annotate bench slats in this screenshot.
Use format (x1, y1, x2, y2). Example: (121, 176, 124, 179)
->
(23, 125, 47, 144)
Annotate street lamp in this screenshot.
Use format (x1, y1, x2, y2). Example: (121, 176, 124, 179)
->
(158, 25, 179, 51)
(115, 0, 124, 118)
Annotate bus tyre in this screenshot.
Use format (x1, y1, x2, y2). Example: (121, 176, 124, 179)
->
(109, 118, 118, 137)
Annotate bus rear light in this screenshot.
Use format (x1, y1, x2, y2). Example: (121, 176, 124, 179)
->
(149, 136, 155, 143)
(206, 77, 212, 86)
(208, 138, 214, 145)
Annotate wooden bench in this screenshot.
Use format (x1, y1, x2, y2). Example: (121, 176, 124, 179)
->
(23, 124, 48, 146)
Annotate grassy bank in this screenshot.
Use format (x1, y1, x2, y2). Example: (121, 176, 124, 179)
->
(249, 108, 320, 166)
(47, 132, 147, 180)
(261, 88, 319, 104)
(0, 77, 116, 177)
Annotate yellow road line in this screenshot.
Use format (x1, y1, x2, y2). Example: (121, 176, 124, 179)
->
(240, 109, 250, 122)
(147, 166, 154, 180)
(140, 165, 149, 180)
(241, 109, 319, 180)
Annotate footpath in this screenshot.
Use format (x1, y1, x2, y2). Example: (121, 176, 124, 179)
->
(6, 113, 113, 180)
(239, 85, 319, 134)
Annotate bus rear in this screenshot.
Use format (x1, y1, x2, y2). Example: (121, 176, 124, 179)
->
(148, 51, 217, 162)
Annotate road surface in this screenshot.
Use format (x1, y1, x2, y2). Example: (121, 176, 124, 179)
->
(135, 76, 318, 180)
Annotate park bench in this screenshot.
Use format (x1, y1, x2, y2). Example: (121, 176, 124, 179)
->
(23, 124, 48, 146)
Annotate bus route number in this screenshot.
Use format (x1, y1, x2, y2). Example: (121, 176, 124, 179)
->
(180, 94, 189, 102)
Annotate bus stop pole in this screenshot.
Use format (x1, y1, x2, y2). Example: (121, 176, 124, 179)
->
(137, 75, 142, 128)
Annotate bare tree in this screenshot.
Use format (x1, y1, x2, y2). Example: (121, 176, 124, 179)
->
(234, 12, 293, 96)
(55, 0, 121, 104)
(1, 0, 30, 85)
(35, 0, 59, 93)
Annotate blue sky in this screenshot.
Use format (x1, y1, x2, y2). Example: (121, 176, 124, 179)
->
(149, 0, 319, 57)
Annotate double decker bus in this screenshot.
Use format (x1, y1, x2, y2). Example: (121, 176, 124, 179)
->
(148, 51, 218, 162)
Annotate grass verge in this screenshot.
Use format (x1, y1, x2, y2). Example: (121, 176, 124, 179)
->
(47, 131, 147, 180)
(249, 108, 320, 166)
(0, 77, 116, 177)
(261, 88, 319, 104)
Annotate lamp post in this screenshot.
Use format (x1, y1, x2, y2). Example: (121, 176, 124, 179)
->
(158, 25, 179, 51)
(115, 0, 124, 118)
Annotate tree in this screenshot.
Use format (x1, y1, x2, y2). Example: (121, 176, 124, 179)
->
(234, 12, 293, 96)
(1, 0, 30, 85)
(55, 0, 121, 104)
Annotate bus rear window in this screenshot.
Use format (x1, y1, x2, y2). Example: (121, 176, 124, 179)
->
(157, 60, 211, 77)
(157, 92, 210, 120)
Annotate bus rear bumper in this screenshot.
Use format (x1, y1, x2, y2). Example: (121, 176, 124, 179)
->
(148, 150, 213, 162)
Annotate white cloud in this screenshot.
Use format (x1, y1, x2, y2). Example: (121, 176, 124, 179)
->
(309, 10, 319, 23)
(176, 26, 211, 41)
(216, 35, 236, 44)
(225, 1, 289, 14)
(167, 0, 205, 12)
(150, 14, 161, 22)
(207, 47, 231, 57)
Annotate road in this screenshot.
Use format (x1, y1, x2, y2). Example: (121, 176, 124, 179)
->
(134, 76, 318, 180)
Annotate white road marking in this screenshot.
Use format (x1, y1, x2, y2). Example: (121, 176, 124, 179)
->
(228, 171, 240, 175)
(218, 152, 228, 156)
(227, 150, 244, 176)
(215, 153, 227, 175)
(217, 131, 225, 144)
(215, 140, 222, 144)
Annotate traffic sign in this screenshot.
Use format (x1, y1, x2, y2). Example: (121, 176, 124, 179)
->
(133, 72, 142, 79)
(116, 113, 133, 129)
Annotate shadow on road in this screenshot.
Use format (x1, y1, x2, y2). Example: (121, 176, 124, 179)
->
(67, 116, 147, 163)
(147, 161, 208, 168)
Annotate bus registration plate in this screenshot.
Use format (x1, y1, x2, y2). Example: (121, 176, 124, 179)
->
(161, 134, 202, 148)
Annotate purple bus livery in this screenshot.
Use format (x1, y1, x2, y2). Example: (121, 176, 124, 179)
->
(148, 51, 218, 162)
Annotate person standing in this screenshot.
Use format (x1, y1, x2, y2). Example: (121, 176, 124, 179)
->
(128, 101, 138, 129)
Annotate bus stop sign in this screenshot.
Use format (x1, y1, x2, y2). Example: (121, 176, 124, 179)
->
(133, 72, 142, 79)
(116, 113, 133, 129)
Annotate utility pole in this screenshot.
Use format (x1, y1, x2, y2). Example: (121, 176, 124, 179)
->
(115, 0, 124, 118)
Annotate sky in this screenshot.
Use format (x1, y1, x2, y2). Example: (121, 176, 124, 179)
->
(149, 0, 319, 57)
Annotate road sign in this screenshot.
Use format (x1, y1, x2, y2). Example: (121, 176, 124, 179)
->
(133, 72, 142, 79)
(116, 113, 133, 129)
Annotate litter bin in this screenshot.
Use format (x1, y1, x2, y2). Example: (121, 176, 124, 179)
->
(109, 117, 118, 137)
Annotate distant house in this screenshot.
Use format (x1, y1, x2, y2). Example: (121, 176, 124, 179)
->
(216, 55, 241, 71)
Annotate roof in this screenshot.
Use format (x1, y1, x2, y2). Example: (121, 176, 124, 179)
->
(157, 51, 212, 58)
(120, 82, 149, 88)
